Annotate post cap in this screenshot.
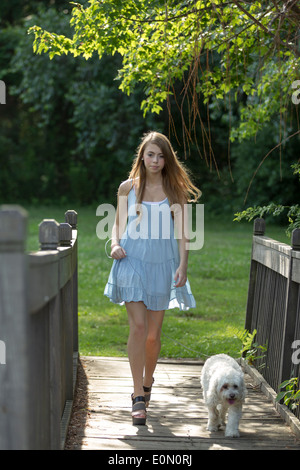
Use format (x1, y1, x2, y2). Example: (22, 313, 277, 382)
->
(0, 205, 27, 252)
(292, 228, 300, 251)
(253, 218, 265, 236)
(59, 222, 72, 246)
(65, 210, 77, 229)
(39, 219, 60, 250)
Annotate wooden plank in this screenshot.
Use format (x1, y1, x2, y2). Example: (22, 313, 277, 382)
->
(254, 235, 292, 256)
(76, 436, 300, 451)
(28, 251, 59, 314)
(252, 237, 291, 278)
(292, 251, 300, 283)
(58, 247, 73, 289)
(49, 294, 62, 450)
(0, 206, 31, 450)
(65, 357, 300, 451)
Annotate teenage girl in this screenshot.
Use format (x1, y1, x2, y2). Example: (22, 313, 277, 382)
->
(104, 131, 201, 425)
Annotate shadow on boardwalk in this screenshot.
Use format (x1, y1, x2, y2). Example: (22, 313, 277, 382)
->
(65, 356, 300, 451)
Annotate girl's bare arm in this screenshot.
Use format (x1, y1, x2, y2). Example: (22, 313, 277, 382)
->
(110, 180, 131, 259)
(173, 200, 190, 287)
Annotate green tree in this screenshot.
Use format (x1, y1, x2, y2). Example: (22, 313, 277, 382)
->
(2, 1, 299, 214)
(0, 5, 159, 204)
(28, 0, 300, 158)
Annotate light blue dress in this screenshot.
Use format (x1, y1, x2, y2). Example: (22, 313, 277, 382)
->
(104, 186, 196, 311)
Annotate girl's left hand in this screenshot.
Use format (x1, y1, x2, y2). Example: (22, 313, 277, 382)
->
(174, 266, 187, 288)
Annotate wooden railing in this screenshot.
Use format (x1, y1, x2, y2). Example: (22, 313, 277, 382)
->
(245, 218, 300, 418)
(0, 206, 78, 450)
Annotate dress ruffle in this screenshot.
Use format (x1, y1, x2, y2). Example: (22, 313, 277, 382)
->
(104, 255, 196, 311)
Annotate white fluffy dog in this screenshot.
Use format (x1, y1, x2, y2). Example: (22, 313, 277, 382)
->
(201, 354, 246, 438)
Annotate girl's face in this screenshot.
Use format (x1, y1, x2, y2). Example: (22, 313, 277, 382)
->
(142, 143, 165, 174)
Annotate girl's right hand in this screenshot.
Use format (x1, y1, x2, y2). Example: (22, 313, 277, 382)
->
(111, 244, 127, 259)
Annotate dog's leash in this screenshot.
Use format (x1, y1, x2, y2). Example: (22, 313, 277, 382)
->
(105, 238, 210, 359)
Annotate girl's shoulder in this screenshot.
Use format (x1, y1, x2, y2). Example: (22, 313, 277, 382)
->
(118, 178, 135, 196)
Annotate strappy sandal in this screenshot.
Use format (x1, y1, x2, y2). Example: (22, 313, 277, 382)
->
(143, 378, 154, 408)
(131, 395, 146, 425)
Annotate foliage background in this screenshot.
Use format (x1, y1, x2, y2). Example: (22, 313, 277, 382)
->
(1, 0, 299, 216)
(1, 1, 299, 359)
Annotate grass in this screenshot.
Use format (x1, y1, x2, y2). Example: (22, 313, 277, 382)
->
(25, 205, 290, 360)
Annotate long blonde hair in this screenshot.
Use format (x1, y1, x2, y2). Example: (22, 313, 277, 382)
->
(128, 131, 201, 208)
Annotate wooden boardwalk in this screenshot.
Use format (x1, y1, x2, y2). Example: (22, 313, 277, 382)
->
(65, 356, 300, 451)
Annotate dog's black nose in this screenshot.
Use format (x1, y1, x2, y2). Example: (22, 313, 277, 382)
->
(229, 394, 235, 399)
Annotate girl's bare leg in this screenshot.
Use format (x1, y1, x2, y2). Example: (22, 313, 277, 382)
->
(126, 301, 148, 398)
(144, 310, 165, 388)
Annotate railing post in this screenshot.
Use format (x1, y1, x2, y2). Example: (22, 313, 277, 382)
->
(59, 223, 72, 247)
(65, 210, 77, 230)
(65, 210, 78, 356)
(0, 205, 31, 449)
(39, 218, 61, 449)
(59, 220, 74, 406)
(292, 228, 300, 252)
(244, 218, 265, 333)
(253, 218, 265, 236)
(39, 219, 60, 251)
(279, 228, 300, 387)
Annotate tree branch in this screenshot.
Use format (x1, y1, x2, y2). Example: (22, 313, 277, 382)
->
(232, 0, 300, 57)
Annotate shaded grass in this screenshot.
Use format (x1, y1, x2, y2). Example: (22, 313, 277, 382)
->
(25, 205, 290, 359)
